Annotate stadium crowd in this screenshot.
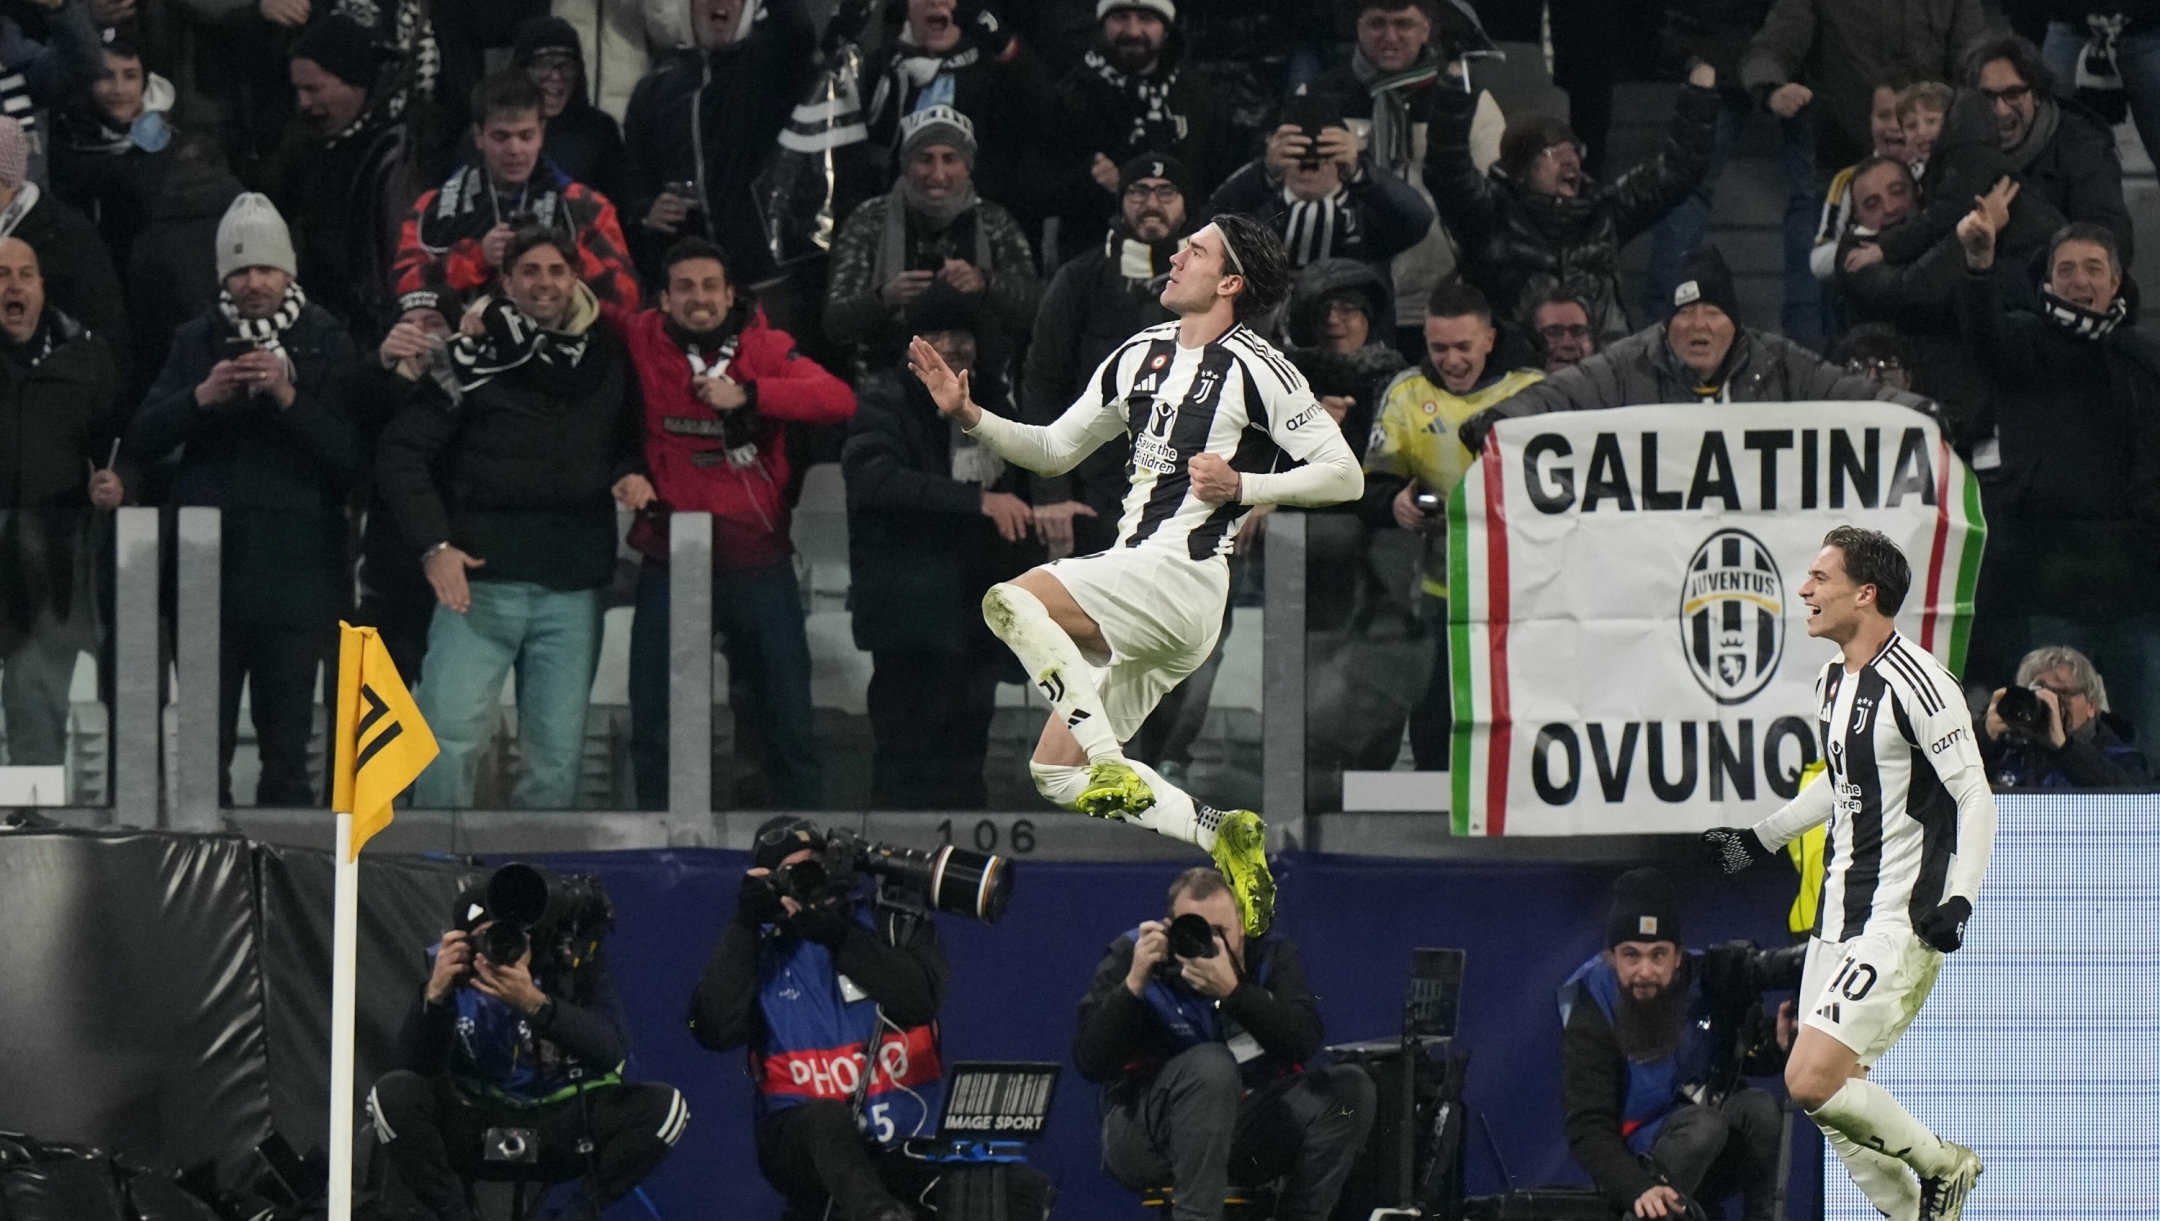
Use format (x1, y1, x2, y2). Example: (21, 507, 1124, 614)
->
(0, 0, 2150, 809)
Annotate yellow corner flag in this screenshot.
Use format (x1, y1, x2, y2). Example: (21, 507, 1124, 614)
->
(330, 622, 439, 861)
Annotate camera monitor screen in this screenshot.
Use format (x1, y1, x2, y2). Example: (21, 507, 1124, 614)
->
(1405, 948, 1467, 1039)
(938, 1062, 1062, 1143)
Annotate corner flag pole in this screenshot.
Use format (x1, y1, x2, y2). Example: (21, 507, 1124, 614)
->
(326, 623, 439, 1221)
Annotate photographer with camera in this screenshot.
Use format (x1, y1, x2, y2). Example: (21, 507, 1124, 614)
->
(1559, 869, 1795, 1221)
(368, 868, 685, 1221)
(1982, 645, 2153, 791)
(690, 816, 1032, 1221)
(1073, 867, 1373, 1221)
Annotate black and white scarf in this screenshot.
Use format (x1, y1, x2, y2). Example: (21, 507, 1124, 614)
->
(1085, 50, 1183, 151)
(1281, 185, 1350, 266)
(0, 180, 37, 241)
(447, 287, 595, 396)
(1351, 50, 1440, 176)
(1105, 226, 1186, 288)
(670, 325, 761, 469)
(2041, 288, 2128, 339)
(330, 0, 439, 123)
(218, 282, 307, 374)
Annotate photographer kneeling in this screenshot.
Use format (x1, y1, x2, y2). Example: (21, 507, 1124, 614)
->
(690, 818, 985, 1221)
(1982, 646, 2153, 790)
(369, 873, 685, 1221)
(1560, 869, 1795, 1221)
(1074, 867, 1373, 1221)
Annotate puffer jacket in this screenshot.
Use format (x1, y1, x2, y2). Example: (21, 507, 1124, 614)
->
(1425, 81, 1719, 342)
(1462, 321, 1933, 446)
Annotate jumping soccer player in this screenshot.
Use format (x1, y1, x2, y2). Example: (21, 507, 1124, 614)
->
(1704, 526, 1996, 1221)
(907, 214, 1362, 936)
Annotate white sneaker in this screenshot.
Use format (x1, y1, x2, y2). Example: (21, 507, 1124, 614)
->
(1918, 1142, 1982, 1221)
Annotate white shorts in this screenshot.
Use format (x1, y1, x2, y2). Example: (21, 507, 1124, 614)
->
(1040, 546, 1230, 742)
(1799, 926, 1943, 1065)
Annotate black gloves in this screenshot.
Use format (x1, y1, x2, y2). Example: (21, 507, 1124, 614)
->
(1458, 408, 1502, 455)
(1915, 897, 1972, 953)
(735, 872, 785, 929)
(1701, 826, 1776, 875)
(955, 0, 1012, 56)
(788, 902, 855, 949)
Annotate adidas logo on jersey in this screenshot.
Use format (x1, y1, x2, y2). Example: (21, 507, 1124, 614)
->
(1815, 1001, 1842, 1023)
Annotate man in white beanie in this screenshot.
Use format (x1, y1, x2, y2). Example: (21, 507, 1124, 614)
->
(0, 113, 126, 373)
(128, 191, 361, 808)
(824, 103, 1041, 375)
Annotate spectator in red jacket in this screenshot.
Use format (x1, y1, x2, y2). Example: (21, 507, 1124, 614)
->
(393, 70, 638, 309)
(614, 236, 855, 811)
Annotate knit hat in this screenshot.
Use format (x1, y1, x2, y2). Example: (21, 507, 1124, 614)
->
(1099, 0, 1176, 19)
(752, 816, 823, 871)
(215, 193, 298, 279)
(0, 117, 23, 191)
(906, 279, 984, 338)
(1118, 151, 1198, 202)
(289, 14, 380, 89)
(898, 104, 977, 168)
(1606, 867, 1683, 948)
(1669, 245, 1739, 321)
(397, 286, 462, 323)
(512, 16, 584, 66)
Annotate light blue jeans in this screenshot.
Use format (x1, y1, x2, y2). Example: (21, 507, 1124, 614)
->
(2044, 20, 2160, 165)
(413, 580, 603, 809)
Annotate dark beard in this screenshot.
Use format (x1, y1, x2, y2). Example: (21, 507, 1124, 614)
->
(1105, 35, 1159, 75)
(1613, 969, 1689, 1063)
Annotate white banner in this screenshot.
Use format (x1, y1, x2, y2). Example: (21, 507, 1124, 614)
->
(1447, 401, 1985, 835)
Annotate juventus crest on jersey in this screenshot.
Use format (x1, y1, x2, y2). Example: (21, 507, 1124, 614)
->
(1076, 321, 1342, 561)
(1811, 632, 1987, 942)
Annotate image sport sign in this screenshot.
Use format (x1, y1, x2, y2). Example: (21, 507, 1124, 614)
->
(1446, 401, 1984, 835)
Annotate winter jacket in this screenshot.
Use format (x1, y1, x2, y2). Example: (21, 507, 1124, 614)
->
(1205, 153, 1434, 270)
(1018, 232, 1175, 523)
(619, 0, 818, 287)
(1464, 321, 1934, 445)
(1983, 713, 2153, 790)
(392, 159, 639, 307)
(1953, 270, 2160, 619)
(1308, 56, 1506, 329)
(823, 191, 1042, 369)
(1559, 953, 1710, 1208)
(259, 111, 427, 340)
(398, 942, 632, 1104)
(1878, 89, 2133, 280)
(1281, 258, 1407, 457)
(611, 300, 855, 573)
(125, 153, 240, 401)
(0, 309, 117, 643)
(1425, 82, 1719, 341)
(128, 301, 361, 628)
(842, 368, 1032, 656)
(688, 893, 949, 1135)
(374, 310, 642, 592)
(1047, 38, 1236, 242)
(1739, 0, 1992, 167)
(1072, 928, 1322, 1094)
(547, 0, 690, 124)
(1363, 364, 1544, 598)
(1835, 231, 1992, 446)
(47, 73, 177, 278)
(7, 187, 129, 380)
(538, 101, 626, 207)
(862, 12, 1060, 213)
(0, 0, 104, 187)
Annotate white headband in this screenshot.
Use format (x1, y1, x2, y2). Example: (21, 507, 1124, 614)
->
(1201, 222, 1246, 278)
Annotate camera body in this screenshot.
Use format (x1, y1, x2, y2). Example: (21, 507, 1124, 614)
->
(455, 862, 616, 972)
(769, 829, 1015, 924)
(1996, 685, 2054, 743)
(1696, 940, 1806, 1101)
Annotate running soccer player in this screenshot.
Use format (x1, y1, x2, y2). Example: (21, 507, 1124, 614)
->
(907, 214, 1362, 937)
(1703, 526, 1996, 1221)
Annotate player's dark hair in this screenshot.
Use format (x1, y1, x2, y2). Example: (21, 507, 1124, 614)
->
(662, 236, 732, 282)
(1166, 866, 1231, 914)
(472, 70, 544, 127)
(1211, 212, 1293, 321)
(1823, 526, 1911, 616)
(504, 224, 579, 270)
(1427, 278, 1492, 324)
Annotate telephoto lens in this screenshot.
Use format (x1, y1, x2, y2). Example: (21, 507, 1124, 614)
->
(480, 921, 530, 966)
(1166, 912, 1218, 959)
(857, 840, 1015, 923)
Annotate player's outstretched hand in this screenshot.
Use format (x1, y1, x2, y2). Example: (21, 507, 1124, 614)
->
(1915, 896, 1972, 953)
(1188, 452, 1242, 504)
(1701, 826, 1774, 875)
(907, 335, 980, 427)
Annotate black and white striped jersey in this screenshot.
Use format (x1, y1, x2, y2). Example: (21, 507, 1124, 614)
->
(1751, 632, 1999, 943)
(965, 321, 1362, 561)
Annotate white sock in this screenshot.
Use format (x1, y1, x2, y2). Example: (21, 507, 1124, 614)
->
(1822, 1122, 1921, 1220)
(1812, 1077, 1952, 1179)
(1028, 761, 1091, 809)
(1120, 759, 1229, 851)
(983, 584, 1124, 764)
